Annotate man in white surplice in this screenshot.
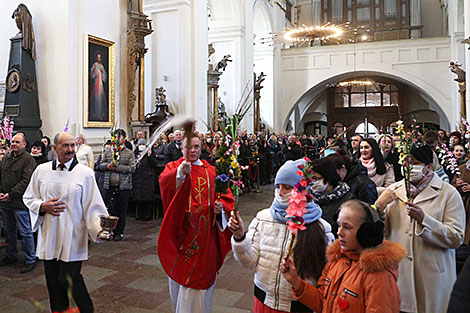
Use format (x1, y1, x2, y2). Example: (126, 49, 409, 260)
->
(23, 132, 108, 313)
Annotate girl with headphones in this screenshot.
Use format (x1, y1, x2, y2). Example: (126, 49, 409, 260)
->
(280, 199, 406, 313)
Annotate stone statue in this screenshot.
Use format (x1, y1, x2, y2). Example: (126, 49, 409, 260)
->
(208, 43, 215, 71)
(255, 72, 266, 89)
(12, 4, 36, 61)
(155, 86, 167, 105)
(217, 97, 228, 121)
(450, 62, 466, 84)
(215, 55, 232, 72)
(462, 37, 470, 50)
(208, 43, 215, 59)
(4, 3, 42, 143)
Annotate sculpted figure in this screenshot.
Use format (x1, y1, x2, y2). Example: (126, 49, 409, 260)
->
(12, 4, 36, 61)
(215, 55, 232, 72)
(450, 62, 465, 84)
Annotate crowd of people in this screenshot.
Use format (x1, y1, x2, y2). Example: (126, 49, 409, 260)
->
(0, 126, 469, 312)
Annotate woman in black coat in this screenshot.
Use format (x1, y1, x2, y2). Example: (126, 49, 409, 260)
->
(30, 141, 48, 165)
(132, 139, 158, 221)
(327, 153, 378, 204)
(310, 158, 356, 236)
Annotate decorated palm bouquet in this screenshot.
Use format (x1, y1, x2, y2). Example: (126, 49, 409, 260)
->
(395, 119, 422, 201)
(0, 116, 14, 145)
(285, 157, 315, 258)
(214, 86, 252, 214)
(109, 127, 120, 166)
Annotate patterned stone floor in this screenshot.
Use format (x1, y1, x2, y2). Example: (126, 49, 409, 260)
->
(0, 185, 275, 313)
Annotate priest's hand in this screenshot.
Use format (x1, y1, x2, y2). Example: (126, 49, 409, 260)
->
(180, 160, 191, 176)
(228, 211, 245, 240)
(214, 200, 223, 214)
(280, 256, 302, 290)
(40, 198, 66, 216)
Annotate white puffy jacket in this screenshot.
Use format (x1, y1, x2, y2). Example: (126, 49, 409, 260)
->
(231, 208, 334, 312)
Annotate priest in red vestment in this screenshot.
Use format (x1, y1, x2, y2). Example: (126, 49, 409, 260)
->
(158, 135, 234, 313)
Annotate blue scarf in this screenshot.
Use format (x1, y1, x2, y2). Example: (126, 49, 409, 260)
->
(270, 191, 322, 224)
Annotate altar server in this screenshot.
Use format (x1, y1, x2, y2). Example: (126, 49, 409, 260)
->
(23, 132, 108, 313)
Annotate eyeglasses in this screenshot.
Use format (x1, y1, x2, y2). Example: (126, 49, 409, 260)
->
(413, 141, 426, 148)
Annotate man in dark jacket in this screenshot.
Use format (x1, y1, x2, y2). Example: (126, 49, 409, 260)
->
(0, 133, 37, 273)
(286, 136, 303, 161)
(447, 256, 470, 312)
(132, 139, 158, 221)
(164, 130, 183, 163)
(327, 153, 378, 204)
(349, 134, 362, 160)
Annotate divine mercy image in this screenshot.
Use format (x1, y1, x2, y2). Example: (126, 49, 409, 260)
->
(88, 46, 109, 122)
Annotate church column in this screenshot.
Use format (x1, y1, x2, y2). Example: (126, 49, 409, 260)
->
(465, 0, 470, 116)
(193, 0, 209, 130)
(410, 0, 421, 39)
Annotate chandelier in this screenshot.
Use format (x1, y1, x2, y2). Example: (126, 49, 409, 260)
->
(260, 22, 352, 47)
(283, 25, 343, 43)
(338, 80, 373, 87)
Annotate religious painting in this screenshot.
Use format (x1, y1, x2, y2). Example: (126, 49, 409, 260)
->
(84, 35, 115, 127)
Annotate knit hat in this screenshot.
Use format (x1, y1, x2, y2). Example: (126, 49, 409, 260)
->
(275, 159, 306, 187)
(137, 138, 147, 146)
(411, 144, 433, 165)
(449, 131, 461, 141)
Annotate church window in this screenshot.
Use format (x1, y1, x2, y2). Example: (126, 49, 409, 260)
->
(333, 82, 399, 108)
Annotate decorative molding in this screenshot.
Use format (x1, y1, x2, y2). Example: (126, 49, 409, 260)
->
(209, 26, 246, 40)
(143, 0, 190, 12)
(282, 37, 451, 57)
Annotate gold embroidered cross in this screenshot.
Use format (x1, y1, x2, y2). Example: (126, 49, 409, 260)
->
(195, 177, 206, 204)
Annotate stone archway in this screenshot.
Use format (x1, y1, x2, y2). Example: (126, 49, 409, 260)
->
(284, 71, 451, 134)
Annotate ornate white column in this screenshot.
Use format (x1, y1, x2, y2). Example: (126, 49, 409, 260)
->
(465, 0, 470, 116)
(410, 0, 422, 38)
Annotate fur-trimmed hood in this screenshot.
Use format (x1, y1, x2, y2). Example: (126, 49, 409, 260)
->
(327, 240, 407, 273)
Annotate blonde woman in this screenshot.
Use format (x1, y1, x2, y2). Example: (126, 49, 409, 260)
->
(75, 134, 94, 168)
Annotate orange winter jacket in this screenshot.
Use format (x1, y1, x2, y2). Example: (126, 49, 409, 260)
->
(293, 240, 406, 313)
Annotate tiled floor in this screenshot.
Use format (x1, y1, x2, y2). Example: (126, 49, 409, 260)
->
(0, 185, 275, 312)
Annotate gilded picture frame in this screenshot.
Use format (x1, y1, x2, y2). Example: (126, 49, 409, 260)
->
(84, 34, 115, 128)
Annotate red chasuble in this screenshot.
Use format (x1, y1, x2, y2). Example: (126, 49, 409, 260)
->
(157, 158, 234, 290)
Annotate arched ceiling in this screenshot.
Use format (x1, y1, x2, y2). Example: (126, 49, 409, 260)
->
(285, 70, 451, 131)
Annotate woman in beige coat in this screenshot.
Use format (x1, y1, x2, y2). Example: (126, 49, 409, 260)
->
(375, 144, 465, 313)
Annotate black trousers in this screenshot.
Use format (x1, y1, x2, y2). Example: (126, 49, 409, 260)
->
(104, 187, 131, 235)
(135, 201, 153, 219)
(43, 259, 93, 313)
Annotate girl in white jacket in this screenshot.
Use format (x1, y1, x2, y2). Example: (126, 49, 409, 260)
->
(229, 159, 334, 313)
